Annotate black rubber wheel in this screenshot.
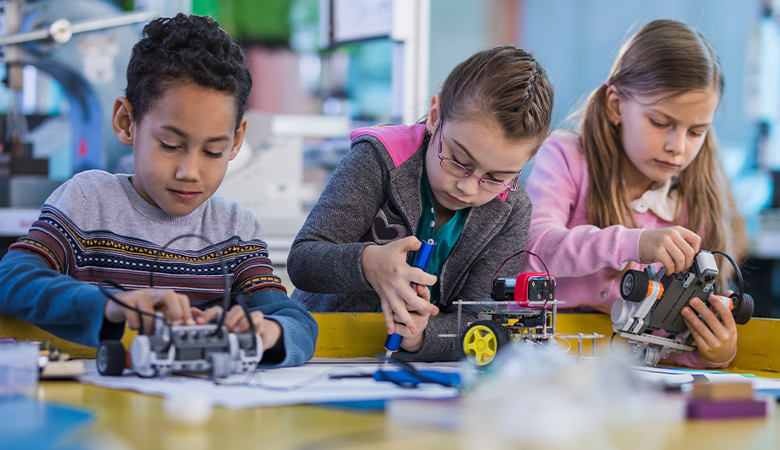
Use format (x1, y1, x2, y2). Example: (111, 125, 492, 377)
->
(621, 270, 650, 303)
(733, 293, 754, 325)
(97, 341, 126, 376)
(461, 320, 510, 366)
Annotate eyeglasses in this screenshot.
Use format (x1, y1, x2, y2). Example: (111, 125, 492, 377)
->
(437, 119, 520, 194)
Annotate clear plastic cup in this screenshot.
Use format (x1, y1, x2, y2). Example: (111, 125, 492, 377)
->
(0, 342, 39, 398)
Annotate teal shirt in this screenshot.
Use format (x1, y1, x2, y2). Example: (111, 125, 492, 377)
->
(415, 167, 469, 303)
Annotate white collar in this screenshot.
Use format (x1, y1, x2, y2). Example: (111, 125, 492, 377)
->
(630, 177, 678, 222)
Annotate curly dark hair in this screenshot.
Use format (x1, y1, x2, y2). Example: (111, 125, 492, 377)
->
(124, 13, 252, 131)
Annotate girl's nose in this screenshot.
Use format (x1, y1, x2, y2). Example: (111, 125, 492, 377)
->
(665, 130, 685, 156)
(455, 174, 481, 196)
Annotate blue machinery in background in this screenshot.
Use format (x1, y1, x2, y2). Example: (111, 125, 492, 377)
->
(0, 0, 156, 176)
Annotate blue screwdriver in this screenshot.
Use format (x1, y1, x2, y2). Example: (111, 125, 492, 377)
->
(384, 239, 436, 361)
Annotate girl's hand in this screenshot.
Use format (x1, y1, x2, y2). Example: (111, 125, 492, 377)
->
(393, 284, 432, 352)
(681, 294, 737, 364)
(361, 236, 439, 335)
(104, 289, 195, 333)
(638, 226, 701, 274)
(192, 305, 282, 351)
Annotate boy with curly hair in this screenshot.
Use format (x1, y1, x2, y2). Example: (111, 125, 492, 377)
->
(0, 14, 317, 367)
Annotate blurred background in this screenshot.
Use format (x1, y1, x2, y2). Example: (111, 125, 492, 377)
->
(0, 0, 779, 315)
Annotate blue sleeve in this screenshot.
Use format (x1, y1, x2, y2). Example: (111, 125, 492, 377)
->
(244, 289, 318, 367)
(0, 250, 124, 347)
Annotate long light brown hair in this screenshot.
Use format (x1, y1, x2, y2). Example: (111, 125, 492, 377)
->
(578, 19, 746, 285)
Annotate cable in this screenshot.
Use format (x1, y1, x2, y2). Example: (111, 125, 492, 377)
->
(493, 249, 553, 307)
(235, 292, 258, 351)
(711, 250, 744, 312)
(150, 234, 230, 336)
(98, 279, 160, 336)
(555, 337, 573, 353)
(100, 233, 231, 337)
(609, 332, 617, 352)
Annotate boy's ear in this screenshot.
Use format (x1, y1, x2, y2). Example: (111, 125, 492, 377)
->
(604, 85, 623, 126)
(112, 97, 135, 145)
(229, 116, 248, 161)
(425, 95, 442, 135)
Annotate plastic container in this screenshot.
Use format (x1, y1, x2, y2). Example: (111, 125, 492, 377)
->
(0, 342, 39, 398)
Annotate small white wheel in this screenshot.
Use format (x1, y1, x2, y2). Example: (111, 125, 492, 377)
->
(130, 335, 156, 377)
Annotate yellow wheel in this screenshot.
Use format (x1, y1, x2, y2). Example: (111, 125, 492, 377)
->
(462, 320, 508, 366)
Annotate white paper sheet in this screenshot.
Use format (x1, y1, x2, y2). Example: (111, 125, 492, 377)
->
(633, 366, 780, 390)
(77, 362, 460, 409)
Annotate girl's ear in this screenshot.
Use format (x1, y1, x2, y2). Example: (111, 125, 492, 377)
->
(112, 97, 134, 145)
(229, 117, 248, 161)
(604, 85, 623, 126)
(425, 95, 442, 134)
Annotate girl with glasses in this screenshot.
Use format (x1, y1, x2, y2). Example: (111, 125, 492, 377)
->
(288, 46, 554, 357)
(522, 20, 746, 368)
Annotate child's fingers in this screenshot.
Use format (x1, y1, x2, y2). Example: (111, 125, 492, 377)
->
(683, 314, 710, 351)
(135, 294, 157, 334)
(410, 271, 438, 288)
(669, 229, 697, 271)
(390, 301, 417, 334)
(393, 235, 422, 253)
(682, 304, 718, 348)
(656, 251, 676, 277)
(379, 298, 398, 334)
(391, 321, 415, 338)
(249, 311, 265, 334)
(708, 295, 737, 330)
(121, 297, 142, 331)
(689, 298, 728, 338)
(415, 284, 431, 302)
(662, 242, 687, 274)
(197, 306, 222, 325)
(676, 226, 701, 253)
(190, 307, 204, 322)
(223, 305, 248, 331)
(158, 291, 193, 325)
(402, 286, 439, 316)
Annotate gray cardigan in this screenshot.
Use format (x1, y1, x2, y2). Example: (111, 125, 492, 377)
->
(288, 132, 532, 358)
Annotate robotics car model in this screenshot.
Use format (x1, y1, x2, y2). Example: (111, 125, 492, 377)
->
(611, 250, 754, 366)
(96, 313, 263, 379)
(440, 273, 603, 366)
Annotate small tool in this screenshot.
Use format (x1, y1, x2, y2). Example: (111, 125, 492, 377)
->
(384, 240, 436, 362)
(330, 369, 460, 388)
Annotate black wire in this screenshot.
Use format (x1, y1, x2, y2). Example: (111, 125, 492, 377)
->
(711, 250, 744, 311)
(99, 279, 159, 336)
(493, 249, 553, 306)
(99, 233, 232, 337)
(235, 292, 259, 351)
(609, 332, 617, 352)
(149, 234, 230, 336)
(378, 354, 460, 388)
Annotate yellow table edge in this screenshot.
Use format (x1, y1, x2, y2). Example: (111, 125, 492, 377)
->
(1, 313, 778, 374)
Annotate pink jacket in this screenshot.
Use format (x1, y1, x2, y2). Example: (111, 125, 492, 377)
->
(522, 132, 730, 368)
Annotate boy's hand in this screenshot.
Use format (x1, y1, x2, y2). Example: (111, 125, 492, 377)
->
(361, 236, 439, 335)
(639, 226, 701, 274)
(681, 294, 737, 364)
(104, 289, 194, 333)
(192, 305, 282, 350)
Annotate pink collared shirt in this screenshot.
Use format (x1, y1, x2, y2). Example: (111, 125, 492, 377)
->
(521, 132, 732, 368)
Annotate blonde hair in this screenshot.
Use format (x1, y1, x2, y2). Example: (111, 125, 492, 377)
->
(578, 19, 746, 285)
